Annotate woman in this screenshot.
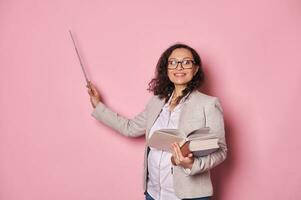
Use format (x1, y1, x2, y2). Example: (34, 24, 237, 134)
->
(87, 43, 227, 200)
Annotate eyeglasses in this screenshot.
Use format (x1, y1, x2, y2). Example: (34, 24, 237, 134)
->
(167, 59, 195, 69)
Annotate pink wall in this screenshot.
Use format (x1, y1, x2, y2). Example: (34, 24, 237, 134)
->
(1, 0, 300, 199)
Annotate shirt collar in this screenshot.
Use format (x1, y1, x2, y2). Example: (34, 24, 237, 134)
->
(164, 90, 191, 108)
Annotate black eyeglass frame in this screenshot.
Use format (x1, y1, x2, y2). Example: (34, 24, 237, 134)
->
(167, 59, 196, 69)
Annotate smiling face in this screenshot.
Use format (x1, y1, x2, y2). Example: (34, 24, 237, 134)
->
(167, 48, 199, 89)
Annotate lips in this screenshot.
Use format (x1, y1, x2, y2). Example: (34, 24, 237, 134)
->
(174, 73, 186, 77)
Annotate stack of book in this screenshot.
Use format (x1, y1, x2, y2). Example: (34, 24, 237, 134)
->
(147, 127, 219, 164)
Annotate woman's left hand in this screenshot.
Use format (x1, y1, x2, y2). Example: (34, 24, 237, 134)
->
(171, 142, 195, 169)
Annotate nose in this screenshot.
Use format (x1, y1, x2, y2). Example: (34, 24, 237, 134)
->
(175, 62, 184, 70)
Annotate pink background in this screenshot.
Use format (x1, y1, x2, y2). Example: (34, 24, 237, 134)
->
(1, 0, 300, 199)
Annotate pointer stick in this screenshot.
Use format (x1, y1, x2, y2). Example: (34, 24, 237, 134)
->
(69, 30, 90, 85)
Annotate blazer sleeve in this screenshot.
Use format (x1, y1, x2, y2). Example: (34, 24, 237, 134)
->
(90, 97, 152, 138)
(185, 97, 228, 176)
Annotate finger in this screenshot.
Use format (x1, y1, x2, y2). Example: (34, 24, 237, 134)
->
(171, 144, 179, 165)
(87, 81, 93, 88)
(90, 85, 98, 95)
(87, 88, 93, 96)
(170, 143, 176, 157)
(86, 81, 92, 88)
(173, 144, 181, 163)
(174, 143, 184, 160)
(188, 153, 193, 158)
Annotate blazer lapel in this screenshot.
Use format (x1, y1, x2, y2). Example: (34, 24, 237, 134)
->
(146, 90, 199, 139)
(146, 97, 165, 139)
(177, 90, 200, 135)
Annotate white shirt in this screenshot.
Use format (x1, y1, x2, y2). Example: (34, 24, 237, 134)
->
(147, 91, 190, 200)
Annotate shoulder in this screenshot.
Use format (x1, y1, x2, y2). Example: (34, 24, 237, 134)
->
(147, 90, 219, 104)
(147, 94, 161, 104)
(145, 90, 223, 112)
(190, 90, 224, 113)
(144, 94, 164, 108)
(191, 90, 216, 101)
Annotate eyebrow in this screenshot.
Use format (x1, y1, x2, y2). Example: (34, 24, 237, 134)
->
(168, 57, 193, 60)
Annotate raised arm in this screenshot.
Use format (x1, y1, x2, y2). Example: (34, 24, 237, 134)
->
(91, 100, 149, 137)
(87, 81, 150, 137)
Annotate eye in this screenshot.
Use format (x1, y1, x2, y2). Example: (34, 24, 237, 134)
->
(182, 60, 192, 65)
(168, 60, 177, 65)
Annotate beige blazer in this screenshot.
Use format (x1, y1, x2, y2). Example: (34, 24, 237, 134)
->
(91, 89, 227, 199)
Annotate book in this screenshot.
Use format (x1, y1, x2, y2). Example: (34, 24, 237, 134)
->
(147, 127, 219, 161)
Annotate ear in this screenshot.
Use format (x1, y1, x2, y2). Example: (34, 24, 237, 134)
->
(193, 65, 199, 76)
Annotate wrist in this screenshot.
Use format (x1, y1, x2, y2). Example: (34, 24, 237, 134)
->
(183, 159, 194, 169)
(93, 101, 100, 108)
(92, 98, 100, 108)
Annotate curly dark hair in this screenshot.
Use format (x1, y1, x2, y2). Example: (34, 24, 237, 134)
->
(147, 43, 205, 104)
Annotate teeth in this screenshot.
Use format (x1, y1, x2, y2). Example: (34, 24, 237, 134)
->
(174, 73, 186, 76)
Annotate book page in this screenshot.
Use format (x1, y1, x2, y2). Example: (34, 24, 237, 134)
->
(147, 129, 185, 152)
(187, 127, 212, 140)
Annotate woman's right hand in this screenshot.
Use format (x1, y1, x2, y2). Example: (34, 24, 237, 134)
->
(86, 81, 101, 108)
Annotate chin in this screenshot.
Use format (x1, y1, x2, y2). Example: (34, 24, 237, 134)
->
(171, 79, 191, 85)
(171, 81, 190, 87)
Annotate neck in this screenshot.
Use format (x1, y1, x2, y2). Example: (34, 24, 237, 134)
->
(173, 84, 187, 98)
